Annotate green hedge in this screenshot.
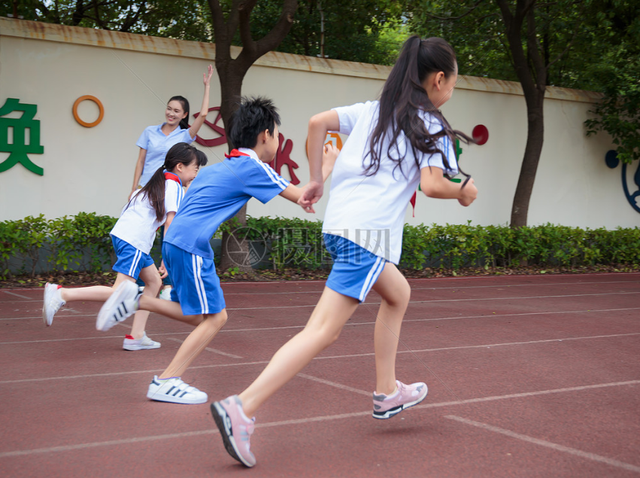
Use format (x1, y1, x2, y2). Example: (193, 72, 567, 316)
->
(1, 214, 639, 279)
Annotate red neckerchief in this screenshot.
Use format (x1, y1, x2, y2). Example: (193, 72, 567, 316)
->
(224, 149, 251, 159)
(410, 191, 416, 217)
(164, 171, 181, 185)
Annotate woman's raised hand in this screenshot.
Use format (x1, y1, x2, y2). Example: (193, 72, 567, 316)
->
(203, 65, 213, 87)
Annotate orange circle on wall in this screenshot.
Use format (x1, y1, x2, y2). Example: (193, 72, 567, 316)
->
(305, 132, 343, 158)
(73, 95, 104, 127)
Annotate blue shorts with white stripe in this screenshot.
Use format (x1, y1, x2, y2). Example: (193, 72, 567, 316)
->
(162, 242, 226, 316)
(324, 233, 387, 303)
(111, 236, 155, 280)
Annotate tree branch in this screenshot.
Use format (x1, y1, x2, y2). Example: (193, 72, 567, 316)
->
(253, 0, 297, 58)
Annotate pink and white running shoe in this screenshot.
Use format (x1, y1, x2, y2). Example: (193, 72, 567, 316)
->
(372, 380, 428, 419)
(211, 395, 256, 467)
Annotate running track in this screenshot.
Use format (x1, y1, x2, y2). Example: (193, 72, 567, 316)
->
(1, 273, 639, 477)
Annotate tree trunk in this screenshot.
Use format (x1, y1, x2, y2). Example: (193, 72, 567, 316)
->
(495, 0, 548, 228)
(216, 56, 254, 273)
(510, 93, 545, 227)
(208, 0, 297, 272)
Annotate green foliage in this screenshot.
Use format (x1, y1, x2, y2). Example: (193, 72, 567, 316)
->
(1, 0, 213, 40)
(0, 215, 638, 279)
(583, 0, 640, 164)
(0, 213, 117, 279)
(245, 0, 407, 65)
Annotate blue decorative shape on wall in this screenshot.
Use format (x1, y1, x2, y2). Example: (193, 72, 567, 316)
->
(606, 149, 640, 214)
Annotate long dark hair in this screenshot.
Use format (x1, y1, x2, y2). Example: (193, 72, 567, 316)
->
(366, 36, 472, 184)
(169, 95, 191, 130)
(133, 143, 208, 221)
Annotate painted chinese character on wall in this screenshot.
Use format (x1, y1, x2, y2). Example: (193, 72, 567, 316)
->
(0, 98, 44, 175)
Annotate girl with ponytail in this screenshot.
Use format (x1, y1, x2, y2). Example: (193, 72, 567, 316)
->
(210, 36, 478, 468)
(43, 143, 208, 351)
(131, 64, 214, 298)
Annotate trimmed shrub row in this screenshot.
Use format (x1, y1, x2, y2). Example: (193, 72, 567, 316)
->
(1, 214, 638, 279)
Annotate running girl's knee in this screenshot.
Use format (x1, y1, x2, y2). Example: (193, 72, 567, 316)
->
(204, 310, 227, 329)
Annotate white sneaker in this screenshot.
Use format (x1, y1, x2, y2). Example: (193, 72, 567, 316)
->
(96, 281, 140, 331)
(159, 287, 172, 301)
(43, 283, 65, 326)
(123, 332, 161, 351)
(147, 376, 208, 404)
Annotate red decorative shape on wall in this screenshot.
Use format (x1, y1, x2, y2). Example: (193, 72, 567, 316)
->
(472, 124, 489, 145)
(194, 107, 227, 147)
(269, 133, 300, 185)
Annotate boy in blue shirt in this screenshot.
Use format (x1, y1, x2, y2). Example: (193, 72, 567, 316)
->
(97, 97, 337, 404)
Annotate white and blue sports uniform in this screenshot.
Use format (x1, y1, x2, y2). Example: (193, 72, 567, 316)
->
(110, 177, 183, 279)
(163, 148, 289, 315)
(137, 124, 195, 186)
(324, 101, 458, 302)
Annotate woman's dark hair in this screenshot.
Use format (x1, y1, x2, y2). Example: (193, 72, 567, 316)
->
(132, 143, 208, 222)
(168, 96, 191, 130)
(367, 36, 472, 184)
(228, 96, 281, 149)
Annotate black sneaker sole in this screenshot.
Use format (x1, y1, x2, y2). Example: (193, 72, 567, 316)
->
(211, 402, 251, 467)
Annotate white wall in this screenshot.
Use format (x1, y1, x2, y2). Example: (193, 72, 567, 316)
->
(1, 17, 637, 229)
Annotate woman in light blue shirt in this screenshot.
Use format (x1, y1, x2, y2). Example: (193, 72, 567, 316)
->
(130, 65, 213, 195)
(130, 65, 213, 298)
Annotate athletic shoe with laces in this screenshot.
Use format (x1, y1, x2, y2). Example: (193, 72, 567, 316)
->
(96, 280, 140, 331)
(146, 375, 208, 404)
(42, 283, 65, 326)
(211, 395, 256, 467)
(159, 286, 172, 301)
(372, 380, 428, 419)
(123, 332, 161, 351)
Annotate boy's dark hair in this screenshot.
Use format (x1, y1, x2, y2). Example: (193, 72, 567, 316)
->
(228, 96, 281, 149)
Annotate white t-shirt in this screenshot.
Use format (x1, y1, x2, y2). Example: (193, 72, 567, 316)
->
(322, 101, 458, 264)
(111, 179, 183, 254)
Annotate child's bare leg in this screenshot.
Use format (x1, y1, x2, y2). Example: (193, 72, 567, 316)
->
(138, 294, 203, 326)
(59, 273, 131, 302)
(158, 310, 227, 378)
(371, 263, 411, 395)
(129, 265, 162, 339)
(239, 288, 359, 417)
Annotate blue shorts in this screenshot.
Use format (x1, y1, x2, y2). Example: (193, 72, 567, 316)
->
(162, 243, 226, 316)
(324, 234, 387, 302)
(111, 236, 154, 280)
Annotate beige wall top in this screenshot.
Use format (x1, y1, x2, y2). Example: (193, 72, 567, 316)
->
(1, 17, 602, 103)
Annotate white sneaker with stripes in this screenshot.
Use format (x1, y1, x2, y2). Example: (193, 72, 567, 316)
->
(147, 376, 208, 404)
(96, 281, 140, 331)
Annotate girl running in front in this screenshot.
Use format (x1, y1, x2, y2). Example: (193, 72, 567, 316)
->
(211, 36, 478, 467)
(42, 143, 207, 350)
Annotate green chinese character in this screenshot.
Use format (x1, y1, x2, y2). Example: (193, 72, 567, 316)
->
(0, 98, 44, 176)
(455, 138, 463, 158)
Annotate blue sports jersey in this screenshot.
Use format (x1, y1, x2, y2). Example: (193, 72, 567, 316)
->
(164, 148, 289, 258)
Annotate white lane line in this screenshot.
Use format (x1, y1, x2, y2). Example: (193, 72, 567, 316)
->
(1, 380, 637, 459)
(217, 277, 640, 295)
(445, 415, 640, 474)
(2, 332, 638, 385)
(223, 291, 640, 311)
(4, 289, 639, 321)
(2, 291, 33, 299)
(4, 277, 638, 302)
(165, 337, 243, 359)
(0, 428, 217, 458)
(297, 373, 371, 397)
(3, 305, 640, 341)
